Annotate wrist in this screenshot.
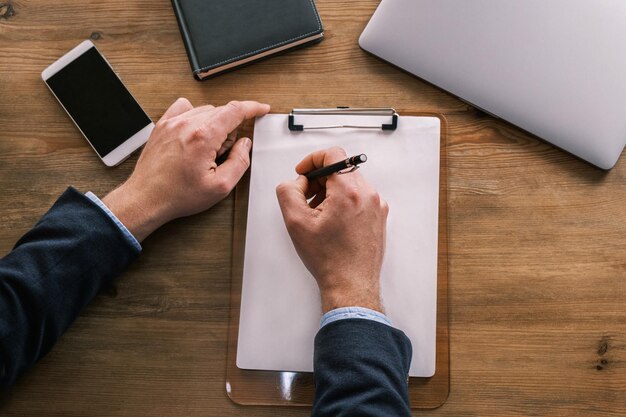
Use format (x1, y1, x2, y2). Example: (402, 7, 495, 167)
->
(102, 182, 170, 241)
(319, 285, 383, 314)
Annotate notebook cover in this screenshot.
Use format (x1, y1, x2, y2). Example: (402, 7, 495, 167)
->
(171, 0, 324, 80)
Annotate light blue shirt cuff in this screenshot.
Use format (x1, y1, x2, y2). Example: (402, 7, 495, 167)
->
(320, 306, 392, 328)
(85, 192, 142, 252)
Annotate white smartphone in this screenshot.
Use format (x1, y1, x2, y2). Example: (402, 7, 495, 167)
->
(41, 40, 154, 166)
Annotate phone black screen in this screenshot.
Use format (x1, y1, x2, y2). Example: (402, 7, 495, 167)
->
(46, 47, 152, 157)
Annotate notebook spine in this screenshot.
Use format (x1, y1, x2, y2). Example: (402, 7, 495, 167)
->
(170, 0, 200, 75)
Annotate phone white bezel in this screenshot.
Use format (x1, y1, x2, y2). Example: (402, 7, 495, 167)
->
(41, 40, 154, 167)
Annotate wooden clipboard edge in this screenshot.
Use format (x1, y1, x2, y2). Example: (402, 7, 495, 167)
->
(225, 112, 450, 408)
(226, 120, 315, 407)
(403, 111, 451, 409)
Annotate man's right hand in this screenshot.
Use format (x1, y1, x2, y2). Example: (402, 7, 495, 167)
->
(276, 147, 389, 314)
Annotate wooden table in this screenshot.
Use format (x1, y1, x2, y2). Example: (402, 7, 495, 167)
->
(1, 1, 625, 415)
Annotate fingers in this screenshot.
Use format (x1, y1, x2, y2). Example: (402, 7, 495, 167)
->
(295, 147, 367, 195)
(276, 175, 312, 224)
(295, 146, 348, 175)
(183, 100, 269, 154)
(294, 147, 348, 191)
(304, 178, 323, 200)
(308, 188, 326, 208)
(176, 104, 216, 121)
(161, 97, 194, 120)
(213, 101, 271, 136)
(213, 137, 253, 195)
(218, 129, 238, 157)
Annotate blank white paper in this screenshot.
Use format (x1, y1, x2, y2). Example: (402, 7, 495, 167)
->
(237, 114, 440, 377)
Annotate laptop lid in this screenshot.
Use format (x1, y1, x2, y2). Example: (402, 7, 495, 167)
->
(360, 0, 626, 169)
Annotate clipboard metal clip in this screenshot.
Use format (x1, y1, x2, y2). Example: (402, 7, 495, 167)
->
(288, 107, 399, 131)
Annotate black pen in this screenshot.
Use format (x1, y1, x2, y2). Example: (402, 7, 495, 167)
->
(305, 154, 368, 180)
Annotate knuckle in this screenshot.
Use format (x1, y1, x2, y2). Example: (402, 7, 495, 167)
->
(275, 182, 287, 194)
(159, 117, 185, 133)
(381, 199, 390, 214)
(170, 118, 188, 131)
(193, 123, 218, 140)
(227, 100, 244, 114)
(369, 191, 381, 205)
(155, 118, 167, 129)
(192, 126, 205, 140)
(345, 186, 361, 204)
(158, 117, 173, 129)
(275, 182, 291, 202)
(207, 124, 223, 139)
(214, 177, 233, 197)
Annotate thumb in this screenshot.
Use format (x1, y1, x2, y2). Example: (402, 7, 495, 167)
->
(276, 176, 311, 226)
(214, 137, 252, 192)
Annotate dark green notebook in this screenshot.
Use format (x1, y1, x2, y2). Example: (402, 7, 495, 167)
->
(171, 0, 324, 80)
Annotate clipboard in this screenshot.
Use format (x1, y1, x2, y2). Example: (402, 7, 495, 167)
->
(226, 109, 450, 408)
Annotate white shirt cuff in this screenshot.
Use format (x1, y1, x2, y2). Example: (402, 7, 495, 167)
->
(320, 306, 392, 328)
(85, 192, 142, 252)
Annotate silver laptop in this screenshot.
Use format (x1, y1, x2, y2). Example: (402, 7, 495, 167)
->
(360, 0, 626, 169)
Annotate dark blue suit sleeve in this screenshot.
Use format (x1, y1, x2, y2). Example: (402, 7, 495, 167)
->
(312, 318, 413, 417)
(0, 187, 140, 387)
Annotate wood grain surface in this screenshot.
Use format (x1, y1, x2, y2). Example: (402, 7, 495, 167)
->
(1, 0, 626, 416)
